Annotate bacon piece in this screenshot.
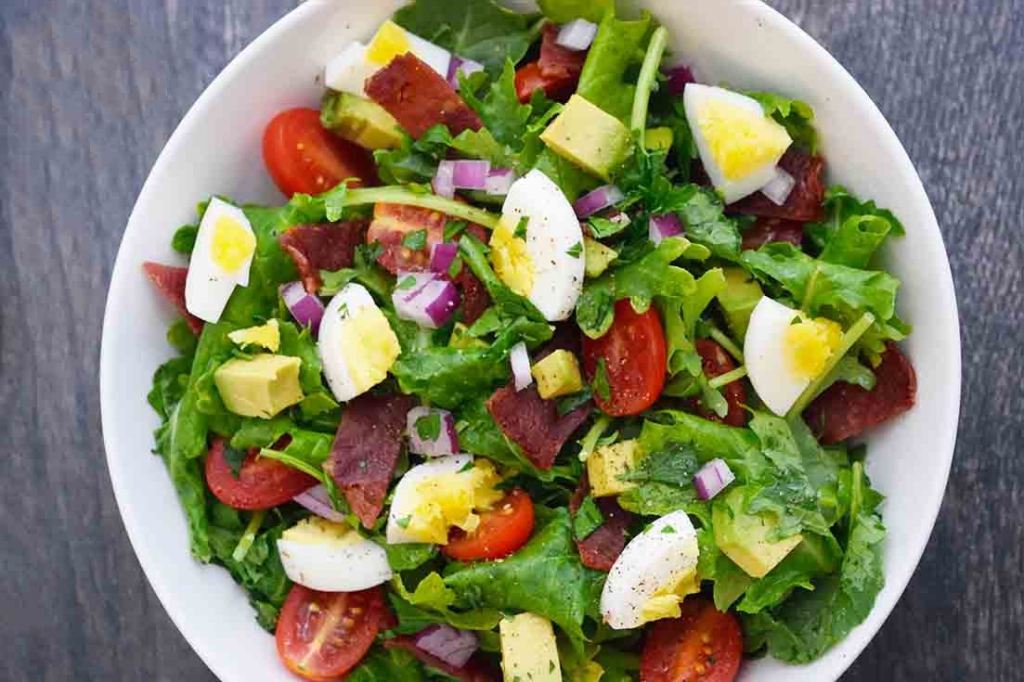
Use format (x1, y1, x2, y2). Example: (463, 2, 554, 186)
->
(454, 267, 490, 325)
(142, 262, 204, 335)
(539, 25, 588, 81)
(692, 339, 748, 427)
(729, 148, 827, 223)
(803, 343, 917, 445)
(384, 637, 501, 682)
(569, 475, 634, 572)
(326, 393, 418, 528)
(278, 220, 369, 294)
(741, 217, 804, 252)
(365, 53, 483, 139)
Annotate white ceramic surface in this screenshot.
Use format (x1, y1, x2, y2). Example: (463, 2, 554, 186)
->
(100, 1, 961, 680)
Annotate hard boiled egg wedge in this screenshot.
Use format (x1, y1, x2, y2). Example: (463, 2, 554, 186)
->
(601, 510, 701, 630)
(325, 20, 451, 97)
(684, 84, 793, 204)
(745, 296, 844, 416)
(490, 169, 585, 321)
(387, 455, 504, 545)
(185, 197, 257, 323)
(318, 283, 401, 403)
(277, 517, 392, 592)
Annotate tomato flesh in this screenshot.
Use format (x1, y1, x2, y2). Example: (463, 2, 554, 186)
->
(640, 599, 743, 682)
(276, 585, 384, 681)
(442, 489, 535, 562)
(582, 299, 667, 416)
(205, 438, 316, 510)
(695, 339, 748, 427)
(262, 108, 377, 198)
(514, 62, 576, 103)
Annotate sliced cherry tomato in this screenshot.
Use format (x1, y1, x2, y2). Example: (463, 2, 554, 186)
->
(275, 584, 384, 681)
(442, 489, 535, 562)
(695, 339, 748, 427)
(514, 62, 576, 103)
(262, 108, 377, 198)
(204, 437, 316, 510)
(582, 299, 667, 416)
(640, 599, 743, 682)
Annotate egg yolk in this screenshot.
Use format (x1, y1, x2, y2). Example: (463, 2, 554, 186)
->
(210, 216, 256, 273)
(784, 316, 844, 379)
(367, 20, 411, 65)
(489, 217, 534, 298)
(639, 567, 701, 623)
(282, 517, 358, 545)
(228, 319, 281, 352)
(337, 306, 401, 394)
(696, 99, 792, 180)
(405, 460, 504, 545)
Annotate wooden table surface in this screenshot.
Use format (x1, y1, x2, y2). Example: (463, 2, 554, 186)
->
(1, 1, 1020, 680)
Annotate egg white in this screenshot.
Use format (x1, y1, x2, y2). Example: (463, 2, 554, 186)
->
(745, 296, 810, 416)
(184, 197, 256, 323)
(386, 454, 473, 545)
(318, 283, 388, 402)
(277, 527, 392, 592)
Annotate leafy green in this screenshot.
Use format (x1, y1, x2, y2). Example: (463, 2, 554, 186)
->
(167, 319, 198, 356)
(577, 10, 652, 121)
(320, 243, 395, 301)
(461, 61, 532, 149)
(573, 495, 605, 540)
(807, 186, 905, 267)
(391, 573, 503, 634)
(148, 355, 192, 420)
(171, 223, 198, 254)
(737, 532, 843, 614)
(745, 91, 818, 153)
(277, 321, 339, 416)
(229, 416, 334, 468)
(592, 358, 611, 402)
(379, 541, 438, 573)
(678, 187, 744, 261)
(617, 440, 709, 525)
(820, 356, 877, 393)
(537, 0, 614, 22)
(459, 232, 546, 321)
(346, 647, 426, 682)
(640, 412, 770, 482)
(530, 147, 600, 203)
(373, 130, 446, 185)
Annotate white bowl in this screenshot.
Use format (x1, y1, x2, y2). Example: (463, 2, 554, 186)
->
(100, 1, 961, 680)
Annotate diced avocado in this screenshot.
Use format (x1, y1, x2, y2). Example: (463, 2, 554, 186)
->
(531, 350, 584, 400)
(321, 91, 402, 150)
(712, 486, 803, 579)
(227, 318, 280, 352)
(449, 322, 488, 350)
(588, 440, 641, 498)
(214, 353, 304, 419)
(645, 126, 674, 151)
(540, 94, 632, 181)
(583, 236, 618, 278)
(499, 613, 562, 682)
(717, 267, 764, 340)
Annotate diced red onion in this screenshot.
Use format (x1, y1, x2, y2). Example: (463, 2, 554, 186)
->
(485, 167, 516, 196)
(433, 161, 456, 199)
(649, 213, 684, 245)
(452, 160, 491, 190)
(693, 458, 736, 500)
(279, 281, 325, 336)
(760, 167, 797, 206)
(573, 184, 625, 218)
(406, 406, 460, 457)
(413, 624, 479, 669)
(662, 62, 696, 96)
(293, 484, 348, 523)
(392, 272, 461, 329)
(510, 342, 532, 392)
(447, 56, 485, 90)
(430, 242, 459, 274)
(555, 19, 598, 51)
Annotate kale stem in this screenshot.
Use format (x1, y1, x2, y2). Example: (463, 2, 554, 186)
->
(786, 312, 876, 419)
(232, 510, 266, 563)
(630, 26, 669, 143)
(708, 325, 745, 364)
(578, 414, 613, 462)
(342, 187, 501, 229)
(708, 365, 749, 389)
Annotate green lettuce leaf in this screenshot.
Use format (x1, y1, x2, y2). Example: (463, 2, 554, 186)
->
(345, 647, 426, 682)
(390, 572, 503, 634)
(616, 440, 710, 526)
(461, 60, 532, 149)
(807, 185, 906, 268)
(745, 91, 818, 153)
(577, 10, 652, 121)
(537, 0, 614, 22)
(736, 532, 843, 615)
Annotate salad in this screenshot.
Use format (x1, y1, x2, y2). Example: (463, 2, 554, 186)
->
(143, 1, 918, 680)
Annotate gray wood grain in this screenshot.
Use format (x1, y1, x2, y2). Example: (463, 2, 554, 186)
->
(0, 1, 1020, 680)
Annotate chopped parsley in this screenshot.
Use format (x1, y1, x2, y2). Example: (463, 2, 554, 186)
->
(222, 445, 248, 479)
(457, 460, 475, 473)
(397, 516, 411, 529)
(444, 220, 468, 241)
(661, 524, 676, 534)
(592, 358, 612, 402)
(415, 413, 442, 441)
(402, 228, 428, 251)
(567, 241, 583, 258)
(514, 216, 529, 239)
(448, 255, 464, 279)
(396, 275, 418, 291)
(573, 495, 605, 540)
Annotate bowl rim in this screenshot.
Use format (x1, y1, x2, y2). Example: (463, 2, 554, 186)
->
(100, 2, 961, 680)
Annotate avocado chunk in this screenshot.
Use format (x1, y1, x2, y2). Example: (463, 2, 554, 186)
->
(214, 353, 304, 419)
(717, 267, 764, 340)
(540, 94, 632, 181)
(448, 322, 488, 350)
(712, 486, 803, 578)
(645, 126, 674, 151)
(531, 350, 584, 400)
(227, 318, 281, 352)
(587, 439, 641, 498)
(321, 91, 402, 150)
(583, 236, 618, 278)
(499, 613, 562, 682)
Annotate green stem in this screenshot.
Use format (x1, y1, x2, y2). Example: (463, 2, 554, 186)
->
(258, 448, 327, 484)
(708, 365, 748, 390)
(786, 312, 876, 419)
(630, 26, 670, 143)
(342, 187, 500, 229)
(578, 414, 613, 462)
(232, 510, 266, 563)
(708, 325, 745, 364)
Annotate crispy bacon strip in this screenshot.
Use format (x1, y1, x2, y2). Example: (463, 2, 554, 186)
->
(278, 220, 369, 294)
(569, 475, 634, 572)
(729, 148, 827, 223)
(741, 217, 805, 252)
(142, 262, 204, 335)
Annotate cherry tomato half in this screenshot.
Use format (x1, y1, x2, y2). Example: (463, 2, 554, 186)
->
(640, 599, 743, 682)
(262, 108, 377, 198)
(204, 438, 316, 510)
(275, 585, 385, 681)
(582, 299, 667, 416)
(442, 489, 535, 562)
(514, 62, 577, 103)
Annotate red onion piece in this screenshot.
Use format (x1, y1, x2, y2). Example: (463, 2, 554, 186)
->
(485, 167, 515, 196)
(447, 56, 485, 90)
(293, 484, 348, 523)
(662, 63, 696, 96)
(693, 458, 736, 500)
(392, 272, 461, 329)
(452, 160, 491, 190)
(433, 161, 456, 199)
(760, 167, 797, 206)
(573, 184, 624, 218)
(510, 342, 532, 392)
(430, 242, 459, 274)
(279, 281, 325, 336)
(413, 625, 479, 669)
(406, 406, 460, 457)
(555, 18, 598, 51)
(607, 211, 631, 227)
(649, 213, 684, 245)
